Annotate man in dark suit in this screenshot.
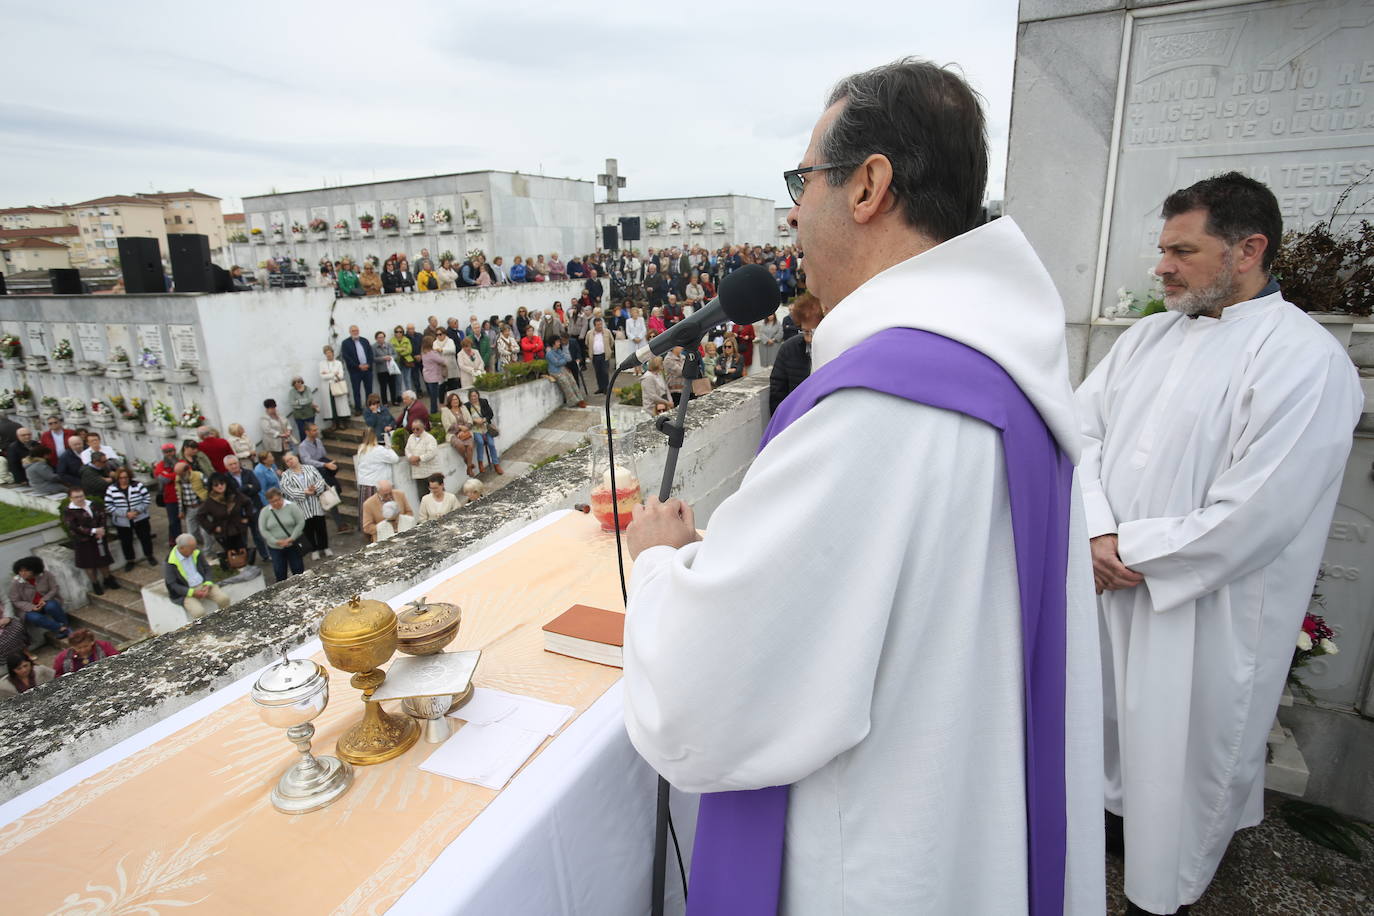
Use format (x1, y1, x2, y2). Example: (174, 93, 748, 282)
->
(56, 434, 86, 487)
(768, 295, 823, 415)
(223, 454, 268, 564)
(584, 269, 604, 310)
(340, 324, 374, 416)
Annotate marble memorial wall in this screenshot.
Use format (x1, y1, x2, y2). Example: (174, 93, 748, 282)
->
(1102, 0, 1374, 313)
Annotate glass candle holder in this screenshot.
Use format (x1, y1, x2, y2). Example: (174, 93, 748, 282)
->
(587, 424, 642, 532)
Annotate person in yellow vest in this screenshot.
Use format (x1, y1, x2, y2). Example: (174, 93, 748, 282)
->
(164, 534, 231, 620)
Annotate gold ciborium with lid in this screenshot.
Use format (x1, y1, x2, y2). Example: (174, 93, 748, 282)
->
(319, 595, 419, 765)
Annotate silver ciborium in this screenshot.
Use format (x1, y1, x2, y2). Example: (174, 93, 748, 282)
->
(372, 650, 482, 744)
(250, 654, 354, 814)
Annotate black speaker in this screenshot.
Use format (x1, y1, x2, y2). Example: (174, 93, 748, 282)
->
(0, 273, 7, 295)
(49, 268, 82, 295)
(210, 264, 233, 293)
(602, 225, 619, 250)
(167, 233, 212, 293)
(619, 216, 640, 241)
(118, 237, 164, 293)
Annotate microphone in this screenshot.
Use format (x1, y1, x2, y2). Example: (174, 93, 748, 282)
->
(618, 263, 782, 370)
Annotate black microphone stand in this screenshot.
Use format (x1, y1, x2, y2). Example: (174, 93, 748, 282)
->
(644, 348, 703, 915)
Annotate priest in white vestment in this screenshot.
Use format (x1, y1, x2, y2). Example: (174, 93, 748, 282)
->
(623, 60, 1105, 915)
(1076, 173, 1363, 915)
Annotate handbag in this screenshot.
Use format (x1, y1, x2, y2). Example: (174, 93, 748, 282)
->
(487, 423, 500, 438)
(319, 486, 342, 511)
(691, 377, 713, 397)
(387, 358, 402, 376)
(329, 379, 348, 397)
(155, 490, 166, 507)
(225, 547, 249, 569)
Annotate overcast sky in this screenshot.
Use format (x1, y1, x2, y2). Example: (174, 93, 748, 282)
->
(4, 0, 1018, 214)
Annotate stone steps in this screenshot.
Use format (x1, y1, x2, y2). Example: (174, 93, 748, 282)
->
(71, 590, 151, 645)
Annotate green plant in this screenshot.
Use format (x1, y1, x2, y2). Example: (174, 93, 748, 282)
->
(617, 382, 643, 406)
(1271, 172, 1374, 317)
(389, 417, 447, 455)
(473, 372, 506, 391)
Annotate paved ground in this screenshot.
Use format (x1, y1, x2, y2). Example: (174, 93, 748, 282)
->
(1106, 794, 1373, 914)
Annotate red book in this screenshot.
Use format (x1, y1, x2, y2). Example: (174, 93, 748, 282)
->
(542, 605, 625, 668)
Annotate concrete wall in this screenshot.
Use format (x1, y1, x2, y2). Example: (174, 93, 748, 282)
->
(596, 195, 780, 250)
(0, 376, 770, 801)
(232, 171, 595, 273)
(0, 281, 592, 463)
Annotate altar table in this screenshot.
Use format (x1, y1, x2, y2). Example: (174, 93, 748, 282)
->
(0, 511, 696, 914)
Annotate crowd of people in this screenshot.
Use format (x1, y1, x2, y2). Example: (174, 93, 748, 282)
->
(0, 238, 806, 698)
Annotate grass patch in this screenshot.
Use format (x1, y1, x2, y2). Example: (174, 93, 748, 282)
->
(0, 502, 61, 537)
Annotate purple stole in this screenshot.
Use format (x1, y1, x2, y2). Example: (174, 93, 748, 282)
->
(685, 328, 1072, 915)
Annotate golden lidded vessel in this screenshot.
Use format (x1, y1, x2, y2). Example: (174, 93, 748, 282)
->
(319, 595, 418, 765)
(395, 597, 462, 656)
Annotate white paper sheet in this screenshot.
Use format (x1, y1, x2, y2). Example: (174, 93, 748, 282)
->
(451, 687, 574, 736)
(419, 721, 549, 790)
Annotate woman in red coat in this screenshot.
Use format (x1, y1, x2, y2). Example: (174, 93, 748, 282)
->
(732, 321, 756, 371)
(153, 443, 181, 545)
(520, 328, 545, 362)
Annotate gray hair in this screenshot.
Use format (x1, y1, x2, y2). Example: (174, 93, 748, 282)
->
(822, 58, 987, 243)
(402, 389, 416, 400)
(175, 533, 199, 549)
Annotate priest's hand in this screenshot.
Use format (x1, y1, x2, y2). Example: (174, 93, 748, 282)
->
(626, 497, 701, 559)
(1091, 534, 1144, 594)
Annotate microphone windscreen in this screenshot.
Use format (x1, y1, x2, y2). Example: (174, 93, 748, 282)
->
(718, 264, 782, 324)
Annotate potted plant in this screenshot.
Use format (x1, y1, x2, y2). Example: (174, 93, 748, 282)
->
(87, 399, 115, 428)
(408, 210, 426, 234)
(308, 218, 328, 235)
(49, 339, 75, 372)
(669, 219, 681, 234)
(105, 346, 132, 378)
(712, 218, 726, 234)
(1, 333, 24, 367)
(40, 395, 59, 418)
(229, 231, 248, 243)
(271, 222, 284, 239)
(13, 385, 35, 416)
(433, 208, 453, 233)
(150, 400, 178, 437)
(179, 400, 206, 429)
(687, 219, 704, 235)
(334, 218, 350, 238)
(380, 213, 399, 235)
(1271, 176, 1373, 347)
(777, 220, 790, 237)
(114, 395, 146, 433)
(646, 218, 661, 236)
(0, 389, 12, 417)
(59, 396, 86, 424)
(291, 222, 306, 237)
(358, 213, 375, 235)
(463, 208, 482, 231)
(130, 457, 156, 487)
(135, 347, 164, 380)
(250, 227, 265, 243)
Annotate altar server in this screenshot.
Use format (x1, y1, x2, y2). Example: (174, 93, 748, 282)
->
(623, 59, 1104, 915)
(1076, 172, 1362, 915)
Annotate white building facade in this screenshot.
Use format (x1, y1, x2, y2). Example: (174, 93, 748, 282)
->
(595, 195, 778, 251)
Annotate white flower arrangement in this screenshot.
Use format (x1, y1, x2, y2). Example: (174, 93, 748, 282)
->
(59, 396, 85, 412)
(408, 210, 426, 225)
(432, 208, 452, 224)
(334, 219, 349, 230)
(109, 346, 130, 364)
(0, 390, 14, 409)
(151, 401, 177, 426)
(179, 401, 205, 428)
(51, 339, 74, 360)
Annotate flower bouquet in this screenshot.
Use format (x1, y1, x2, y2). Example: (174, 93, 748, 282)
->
(13, 385, 34, 413)
(250, 227, 264, 238)
(105, 346, 133, 378)
(358, 213, 375, 234)
(646, 218, 662, 235)
(669, 220, 681, 233)
(409, 210, 426, 234)
(179, 401, 206, 428)
(229, 231, 248, 243)
(134, 347, 164, 380)
(433, 208, 452, 233)
(59, 397, 86, 423)
(1289, 611, 1339, 700)
(291, 222, 306, 236)
(777, 220, 790, 236)
(88, 399, 115, 427)
(49, 339, 75, 372)
(712, 218, 726, 233)
(115, 395, 146, 432)
(380, 213, 399, 234)
(334, 219, 350, 237)
(130, 457, 155, 483)
(463, 208, 481, 231)
(687, 219, 704, 234)
(271, 222, 284, 238)
(40, 395, 60, 415)
(0, 389, 13, 411)
(150, 400, 178, 436)
(309, 218, 329, 234)
(1, 333, 23, 358)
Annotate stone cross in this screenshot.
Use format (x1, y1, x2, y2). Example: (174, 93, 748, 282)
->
(597, 158, 627, 203)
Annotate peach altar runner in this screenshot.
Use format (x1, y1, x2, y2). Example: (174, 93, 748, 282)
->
(0, 511, 631, 914)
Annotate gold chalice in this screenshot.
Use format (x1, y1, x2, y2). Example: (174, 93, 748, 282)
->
(319, 595, 418, 765)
